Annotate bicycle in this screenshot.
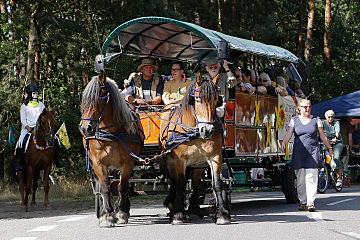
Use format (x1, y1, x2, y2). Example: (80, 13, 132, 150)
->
(317, 143, 344, 193)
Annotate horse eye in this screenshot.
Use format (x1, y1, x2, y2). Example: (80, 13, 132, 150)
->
(41, 121, 45, 125)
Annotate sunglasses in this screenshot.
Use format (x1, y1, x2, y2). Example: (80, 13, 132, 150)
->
(327, 116, 334, 118)
(171, 68, 182, 71)
(259, 79, 268, 82)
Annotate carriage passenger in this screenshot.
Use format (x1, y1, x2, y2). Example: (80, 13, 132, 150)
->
(162, 62, 192, 105)
(203, 58, 236, 118)
(259, 72, 288, 97)
(238, 68, 255, 94)
(14, 84, 63, 171)
(125, 58, 164, 105)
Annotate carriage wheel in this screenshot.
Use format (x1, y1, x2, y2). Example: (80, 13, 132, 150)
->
(281, 164, 299, 204)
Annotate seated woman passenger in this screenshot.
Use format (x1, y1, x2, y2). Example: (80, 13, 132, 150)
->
(239, 69, 255, 94)
(259, 72, 288, 96)
(162, 62, 192, 105)
(249, 69, 267, 94)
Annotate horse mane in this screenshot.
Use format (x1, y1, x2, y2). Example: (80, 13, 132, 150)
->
(181, 76, 219, 115)
(81, 76, 136, 135)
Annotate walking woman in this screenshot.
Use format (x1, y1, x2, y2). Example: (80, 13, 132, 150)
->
(322, 110, 344, 187)
(281, 99, 334, 212)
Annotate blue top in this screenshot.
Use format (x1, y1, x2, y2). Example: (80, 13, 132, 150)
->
(290, 116, 323, 169)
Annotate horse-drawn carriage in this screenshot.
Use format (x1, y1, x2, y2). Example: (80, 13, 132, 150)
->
(79, 17, 308, 226)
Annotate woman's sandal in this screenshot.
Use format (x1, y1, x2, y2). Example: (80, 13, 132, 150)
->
(298, 204, 306, 211)
(308, 205, 316, 212)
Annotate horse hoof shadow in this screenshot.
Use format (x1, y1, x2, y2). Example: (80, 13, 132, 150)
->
(188, 214, 203, 221)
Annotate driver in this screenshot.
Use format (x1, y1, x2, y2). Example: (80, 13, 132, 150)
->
(125, 58, 164, 105)
(14, 84, 63, 171)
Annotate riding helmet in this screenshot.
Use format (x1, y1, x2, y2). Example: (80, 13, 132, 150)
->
(25, 83, 40, 93)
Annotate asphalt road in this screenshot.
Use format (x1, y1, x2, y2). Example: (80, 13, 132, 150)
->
(2, 185, 360, 240)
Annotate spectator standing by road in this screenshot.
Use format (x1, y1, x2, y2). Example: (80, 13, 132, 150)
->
(340, 116, 355, 172)
(281, 99, 333, 212)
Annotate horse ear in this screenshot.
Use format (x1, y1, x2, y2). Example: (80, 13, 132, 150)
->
(98, 70, 106, 86)
(42, 108, 47, 115)
(82, 72, 90, 86)
(51, 106, 57, 114)
(196, 71, 203, 85)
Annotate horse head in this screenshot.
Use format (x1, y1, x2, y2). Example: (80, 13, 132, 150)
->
(38, 107, 57, 147)
(79, 70, 136, 138)
(185, 71, 219, 139)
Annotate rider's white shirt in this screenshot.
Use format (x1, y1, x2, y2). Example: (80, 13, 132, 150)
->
(15, 102, 46, 148)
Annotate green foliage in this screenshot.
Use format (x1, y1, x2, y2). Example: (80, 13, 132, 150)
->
(1, 0, 360, 183)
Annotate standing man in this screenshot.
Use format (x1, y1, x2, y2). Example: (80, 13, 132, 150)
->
(340, 116, 354, 172)
(203, 58, 236, 118)
(125, 58, 164, 105)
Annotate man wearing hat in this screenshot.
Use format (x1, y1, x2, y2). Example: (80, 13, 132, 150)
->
(203, 58, 236, 117)
(125, 58, 164, 105)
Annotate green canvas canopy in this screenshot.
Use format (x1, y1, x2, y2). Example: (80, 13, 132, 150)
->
(101, 16, 301, 65)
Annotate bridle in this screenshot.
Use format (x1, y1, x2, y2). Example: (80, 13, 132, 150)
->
(33, 114, 55, 150)
(80, 84, 111, 132)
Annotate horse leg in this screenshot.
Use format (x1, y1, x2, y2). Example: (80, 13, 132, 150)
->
(209, 160, 231, 225)
(96, 170, 117, 227)
(31, 170, 40, 208)
(43, 166, 52, 209)
(163, 181, 176, 211)
(17, 171, 27, 211)
(188, 168, 205, 219)
(167, 160, 186, 224)
(114, 164, 133, 224)
(25, 167, 33, 211)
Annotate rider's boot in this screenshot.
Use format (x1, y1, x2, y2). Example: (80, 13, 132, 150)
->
(53, 141, 63, 168)
(14, 148, 23, 171)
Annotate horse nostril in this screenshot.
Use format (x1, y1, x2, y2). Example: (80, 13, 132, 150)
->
(86, 124, 93, 133)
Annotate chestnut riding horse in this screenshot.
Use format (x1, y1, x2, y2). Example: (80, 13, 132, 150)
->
(17, 107, 57, 211)
(79, 70, 144, 226)
(159, 72, 231, 224)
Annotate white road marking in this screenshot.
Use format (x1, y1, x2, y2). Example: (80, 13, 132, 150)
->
(327, 198, 355, 206)
(11, 238, 37, 240)
(28, 225, 58, 232)
(58, 216, 88, 222)
(343, 232, 360, 239)
(312, 212, 325, 222)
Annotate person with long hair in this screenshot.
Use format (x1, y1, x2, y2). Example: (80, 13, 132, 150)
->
(281, 99, 334, 212)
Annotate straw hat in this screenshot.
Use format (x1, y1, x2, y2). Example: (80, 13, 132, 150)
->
(137, 58, 158, 72)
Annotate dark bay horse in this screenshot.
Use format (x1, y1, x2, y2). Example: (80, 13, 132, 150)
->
(159, 72, 231, 224)
(79, 70, 144, 226)
(17, 107, 57, 211)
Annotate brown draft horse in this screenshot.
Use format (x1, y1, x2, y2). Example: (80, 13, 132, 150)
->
(79, 70, 144, 226)
(159, 72, 231, 224)
(17, 107, 57, 211)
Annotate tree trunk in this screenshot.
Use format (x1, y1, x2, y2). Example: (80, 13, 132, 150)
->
(26, 3, 40, 83)
(217, 0, 222, 31)
(304, 0, 315, 67)
(324, 0, 332, 72)
(297, 0, 303, 59)
(0, 0, 6, 13)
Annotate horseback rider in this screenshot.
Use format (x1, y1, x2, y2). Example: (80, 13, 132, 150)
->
(14, 83, 63, 171)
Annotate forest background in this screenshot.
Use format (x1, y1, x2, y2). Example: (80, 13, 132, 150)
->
(1, 0, 359, 181)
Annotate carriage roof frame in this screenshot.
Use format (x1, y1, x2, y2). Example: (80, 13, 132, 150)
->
(99, 16, 305, 67)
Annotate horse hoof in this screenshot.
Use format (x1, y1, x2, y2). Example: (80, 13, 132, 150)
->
(171, 212, 185, 224)
(216, 217, 231, 225)
(116, 212, 129, 224)
(99, 214, 118, 227)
